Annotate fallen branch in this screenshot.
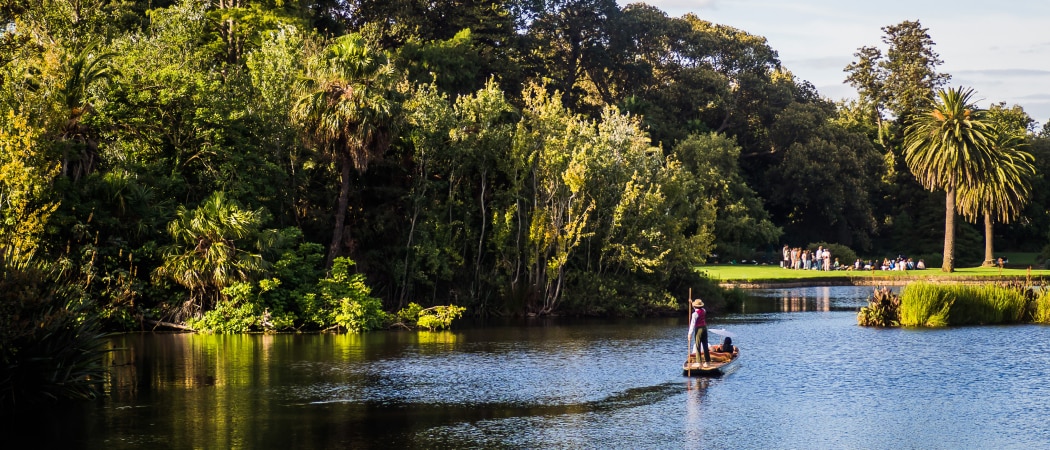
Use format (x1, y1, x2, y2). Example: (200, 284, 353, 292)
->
(146, 319, 195, 332)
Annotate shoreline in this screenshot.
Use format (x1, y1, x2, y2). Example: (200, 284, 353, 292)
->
(717, 274, 1045, 289)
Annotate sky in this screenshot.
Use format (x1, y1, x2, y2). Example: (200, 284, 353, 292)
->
(617, 0, 1050, 127)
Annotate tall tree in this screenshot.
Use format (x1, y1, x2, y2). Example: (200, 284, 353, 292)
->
(845, 20, 953, 259)
(844, 46, 886, 145)
(903, 87, 995, 272)
(844, 21, 950, 163)
(291, 33, 401, 267)
(522, 0, 620, 114)
(674, 132, 781, 258)
(877, 20, 951, 122)
(956, 124, 1036, 266)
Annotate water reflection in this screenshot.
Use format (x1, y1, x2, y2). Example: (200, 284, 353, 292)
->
(8, 285, 1049, 449)
(741, 285, 892, 313)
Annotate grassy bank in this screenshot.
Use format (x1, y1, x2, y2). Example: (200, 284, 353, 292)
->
(699, 264, 1050, 286)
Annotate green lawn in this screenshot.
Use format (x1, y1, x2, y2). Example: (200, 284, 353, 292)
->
(999, 252, 1044, 266)
(699, 263, 1050, 284)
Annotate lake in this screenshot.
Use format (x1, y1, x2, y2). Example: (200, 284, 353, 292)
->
(9, 286, 1050, 448)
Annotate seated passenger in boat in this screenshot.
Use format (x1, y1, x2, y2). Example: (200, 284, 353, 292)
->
(709, 337, 737, 362)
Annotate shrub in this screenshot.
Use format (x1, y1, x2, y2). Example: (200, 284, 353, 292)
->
(186, 281, 294, 333)
(0, 255, 108, 407)
(857, 287, 900, 327)
(416, 305, 466, 331)
(809, 242, 857, 268)
(310, 257, 387, 333)
(396, 302, 466, 331)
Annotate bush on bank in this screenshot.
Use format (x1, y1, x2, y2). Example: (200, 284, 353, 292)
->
(0, 254, 108, 407)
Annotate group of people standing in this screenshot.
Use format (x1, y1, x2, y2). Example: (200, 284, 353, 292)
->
(782, 245, 832, 271)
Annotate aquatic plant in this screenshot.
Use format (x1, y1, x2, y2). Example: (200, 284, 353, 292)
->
(857, 287, 900, 327)
(1032, 289, 1050, 324)
(899, 282, 1029, 327)
(898, 282, 953, 327)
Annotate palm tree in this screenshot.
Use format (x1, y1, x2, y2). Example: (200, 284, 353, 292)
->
(955, 127, 1035, 266)
(291, 34, 400, 267)
(59, 44, 115, 181)
(153, 192, 268, 320)
(902, 87, 995, 272)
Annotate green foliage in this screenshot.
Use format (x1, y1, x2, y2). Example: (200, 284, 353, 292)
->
(396, 302, 466, 330)
(186, 281, 293, 333)
(308, 257, 386, 332)
(845, 20, 950, 124)
(152, 191, 271, 320)
(1033, 289, 1050, 324)
(0, 254, 108, 407)
(5, 0, 1049, 330)
(291, 32, 403, 265)
(187, 283, 263, 334)
(262, 235, 326, 324)
(899, 282, 1029, 327)
(396, 302, 425, 325)
(898, 282, 953, 327)
(0, 111, 59, 261)
(857, 287, 900, 327)
(416, 305, 466, 331)
(674, 133, 780, 257)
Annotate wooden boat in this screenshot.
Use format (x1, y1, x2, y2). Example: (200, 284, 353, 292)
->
(682, 349, 740, 377)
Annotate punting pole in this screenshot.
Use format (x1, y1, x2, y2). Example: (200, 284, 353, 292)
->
(686, 288, 692, 377)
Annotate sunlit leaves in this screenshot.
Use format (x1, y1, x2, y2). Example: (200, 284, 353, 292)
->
(0, 112, 59, 261)
(153, 191, 270, 318)
(903, 87, 994, 193)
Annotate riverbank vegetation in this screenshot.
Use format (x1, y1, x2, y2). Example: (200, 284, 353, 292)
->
(859, 281, 1050, 327)
(4, 2, 1050, 331)
(9, 0, 1050, 407)
(0, 253, 108, 407)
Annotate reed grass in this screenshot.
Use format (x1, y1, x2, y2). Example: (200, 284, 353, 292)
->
(1033, 290, 1050, 324)
(899, 282, 1028, 327)
(899, 282, 953, 327)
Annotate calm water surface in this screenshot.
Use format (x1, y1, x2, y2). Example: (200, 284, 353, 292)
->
(11, 286, 1050, 449)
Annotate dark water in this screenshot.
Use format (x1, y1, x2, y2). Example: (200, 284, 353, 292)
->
(10, 286, 1050, 449)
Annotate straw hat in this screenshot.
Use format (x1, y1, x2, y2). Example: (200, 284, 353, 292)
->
(691, 298, 704, 308)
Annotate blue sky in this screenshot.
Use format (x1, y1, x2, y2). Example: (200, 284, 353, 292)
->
(618, 0, 1050, 126)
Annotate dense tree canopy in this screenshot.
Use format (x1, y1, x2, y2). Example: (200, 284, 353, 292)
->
(1, 1, 1048, 333)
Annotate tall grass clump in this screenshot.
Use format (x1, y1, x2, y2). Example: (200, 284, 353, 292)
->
(899, 282, 1029, 327)
(970, 284, 1027, 324)
(1032, 289, 1050, 324)
(899, 282, 953, 327)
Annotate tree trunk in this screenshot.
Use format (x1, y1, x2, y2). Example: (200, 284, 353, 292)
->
(327, 154, 352, 268)
(982, 212, 995, 267)
(942, 188, 956, 272)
